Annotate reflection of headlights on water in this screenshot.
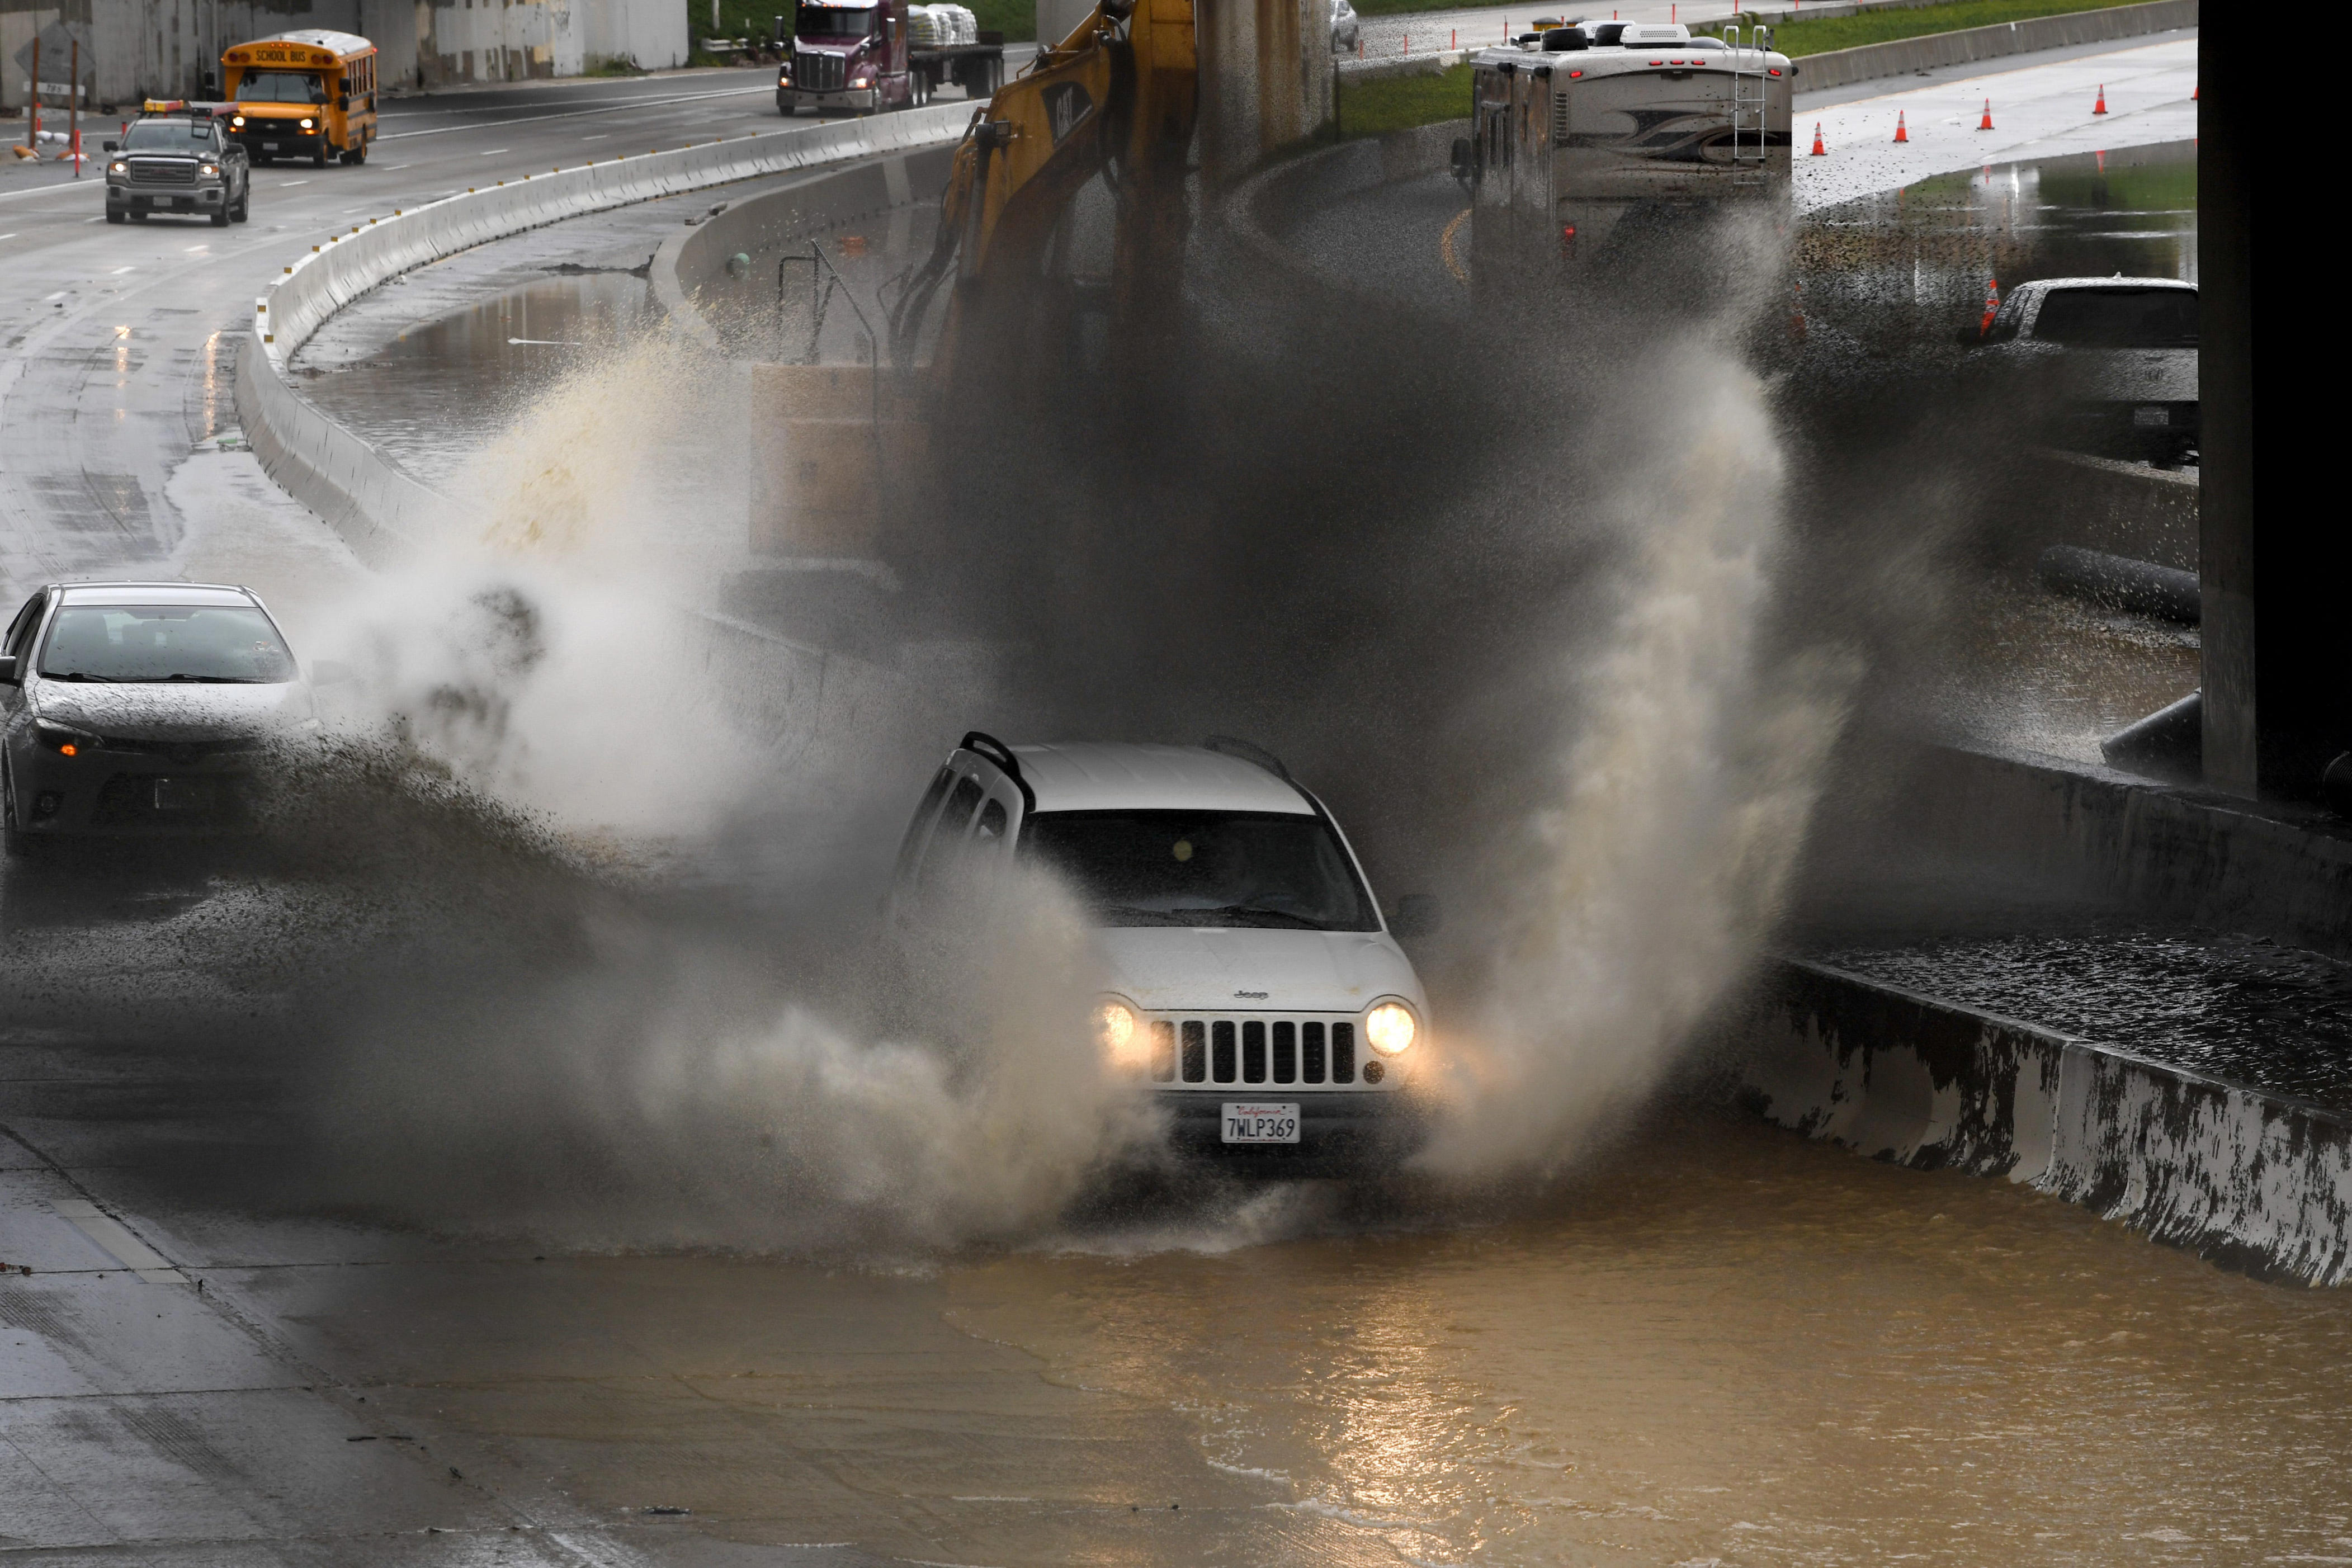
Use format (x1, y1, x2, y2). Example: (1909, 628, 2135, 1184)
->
(1093, 998, 1144, 1063)
(1366, 1001, 1418, 1056)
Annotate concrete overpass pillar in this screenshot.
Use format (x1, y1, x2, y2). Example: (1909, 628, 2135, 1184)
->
(1197, 0, 1333, 183)
(2198, 40, 2343, 800)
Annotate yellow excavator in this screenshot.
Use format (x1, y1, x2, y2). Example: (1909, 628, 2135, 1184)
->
(761, 0, 1197, 562)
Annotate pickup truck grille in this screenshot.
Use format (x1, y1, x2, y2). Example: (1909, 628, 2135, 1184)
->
(127, 158, 197, 185)
(794, 50, 846, 90)
(1149, 1017, 1358, 1087)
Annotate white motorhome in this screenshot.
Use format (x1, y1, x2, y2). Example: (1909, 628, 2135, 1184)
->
(1459, 21, 1793, 286)
(889, 734, 1438, 1168)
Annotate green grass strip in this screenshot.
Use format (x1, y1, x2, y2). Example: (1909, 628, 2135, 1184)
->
(1754, 0, 2156, 57)
(1335, 61, 1474, 136)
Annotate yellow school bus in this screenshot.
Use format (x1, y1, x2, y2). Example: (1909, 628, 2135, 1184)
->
(220, 30, 379, 167)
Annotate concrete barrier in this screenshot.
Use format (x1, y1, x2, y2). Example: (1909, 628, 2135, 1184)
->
(238, 102, 975, 563)
(1791, 0, 2197, 94)
(1745, 958, 2352, 1285)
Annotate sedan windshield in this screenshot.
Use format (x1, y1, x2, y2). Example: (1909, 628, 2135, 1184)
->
(799, 6, 878, 37)
(1021, 810, 1378, 931)
(2033, 287, 2198, 348)
(39, 606, 296, 684)
(237, 71, 326, 102)
(122, 120, 220, 152)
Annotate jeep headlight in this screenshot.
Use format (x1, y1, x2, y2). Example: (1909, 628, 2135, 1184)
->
(34, 720, 100, 758)
(1365, 1000, 1418, 1056)
(1093, 998, 1144, 1064)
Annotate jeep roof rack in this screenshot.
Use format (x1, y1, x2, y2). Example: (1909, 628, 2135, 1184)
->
(960, 730, 1022, 781)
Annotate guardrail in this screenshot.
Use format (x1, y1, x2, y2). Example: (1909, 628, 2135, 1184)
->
(235, 101, 976, 563)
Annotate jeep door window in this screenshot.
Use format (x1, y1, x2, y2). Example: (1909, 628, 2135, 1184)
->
(39, 606, 296, 684)
(1020, 810, 1378, 932)
(238, 71, 327, 102)
(5, 594, 45, 662)
(2032, 287, 2198, 348)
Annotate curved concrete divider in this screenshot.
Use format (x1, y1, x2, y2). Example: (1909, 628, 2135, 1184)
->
(238, 101, 975, 561)
(1746, 959, 2352, 1285)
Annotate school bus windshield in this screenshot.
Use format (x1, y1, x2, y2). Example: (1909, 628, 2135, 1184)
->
(237, 71, 325, 102)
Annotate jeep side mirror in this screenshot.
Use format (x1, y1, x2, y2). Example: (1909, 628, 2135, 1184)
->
(310, 659, 357, 686)
(0, 653, 18, 686)
(1391, 894, 1441, 939)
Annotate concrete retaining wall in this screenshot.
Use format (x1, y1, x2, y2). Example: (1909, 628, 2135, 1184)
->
(1748, 958, 2352, 1285)
(237, 101, 972, 562)
(1899, 743, 2352, 958)
(1791, 0, 2197, 93)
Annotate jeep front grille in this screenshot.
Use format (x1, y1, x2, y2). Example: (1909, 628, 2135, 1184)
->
(794, 50, 846, 91)
(1151, 1017, 1357, 1086)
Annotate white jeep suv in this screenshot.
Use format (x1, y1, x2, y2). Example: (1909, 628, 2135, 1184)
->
(890, 733, 1438, 1166)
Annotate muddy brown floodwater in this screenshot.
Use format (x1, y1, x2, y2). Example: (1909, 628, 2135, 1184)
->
(259, 1111, 2351, 1566)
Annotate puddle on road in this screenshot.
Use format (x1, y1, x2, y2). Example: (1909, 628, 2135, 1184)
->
(289, 1111, 2351, 1567)
(294, 272, 655, 487)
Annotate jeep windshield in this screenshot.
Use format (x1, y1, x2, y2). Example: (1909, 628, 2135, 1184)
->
(40, 606, 296, 684)
(1021, 810, 1378, 932)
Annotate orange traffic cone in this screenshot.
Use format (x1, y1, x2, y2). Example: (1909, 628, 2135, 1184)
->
(1893, 111, 1908, 143)
(1809, 121, 1826, 156)
(2093, 83, 2107, 114)
(2191, 82, 2198, 100)
(1978, 97, 1994, 130)
(1978, 276, 2000, 337)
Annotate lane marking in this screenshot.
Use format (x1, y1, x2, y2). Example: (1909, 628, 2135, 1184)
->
(479, 148, 512, 155)
(581, 134, 610, 140)
(51, 1199, 182, 1284)
(0, 233, 16, 240)
(375, 84, 770, 139)
(279, 179, 309, 187)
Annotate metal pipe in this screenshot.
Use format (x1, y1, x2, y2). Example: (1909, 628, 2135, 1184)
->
(2035, 545, 2199, 625)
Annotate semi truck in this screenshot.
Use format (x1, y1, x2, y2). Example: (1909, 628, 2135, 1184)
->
(777, 0, 1005, 115)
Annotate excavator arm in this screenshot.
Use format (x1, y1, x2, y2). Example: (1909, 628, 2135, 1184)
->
(891, 0, 1197, 390)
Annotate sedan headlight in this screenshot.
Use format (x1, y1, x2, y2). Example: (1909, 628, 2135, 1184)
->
(299, 117, 315, 129)
(1365, 1000, 1418, 1056)
(1093, 997, 1145, 1065)
(33, 721, 100, 758)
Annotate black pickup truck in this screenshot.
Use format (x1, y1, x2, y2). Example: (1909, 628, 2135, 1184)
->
(103, 105, 251, 227)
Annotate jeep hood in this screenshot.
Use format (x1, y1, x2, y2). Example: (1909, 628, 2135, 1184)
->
(1094, 926, 1424, 1014)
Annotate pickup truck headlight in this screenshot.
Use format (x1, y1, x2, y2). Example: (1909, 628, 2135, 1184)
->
(199, 163, 219, 177)
(34, 721, 100, 758)
(108, 160, 127, 176)
(1365, 1000, 1418, 1055)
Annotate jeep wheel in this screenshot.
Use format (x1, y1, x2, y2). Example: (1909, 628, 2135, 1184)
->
(312, 147, 327, 168)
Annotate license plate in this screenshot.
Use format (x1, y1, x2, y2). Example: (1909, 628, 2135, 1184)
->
(1222, 1103, 1300, 1144)
(262, 141, 280, 150)
(2133, 405, 2170, 428)
(153, 778, 216, 811)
